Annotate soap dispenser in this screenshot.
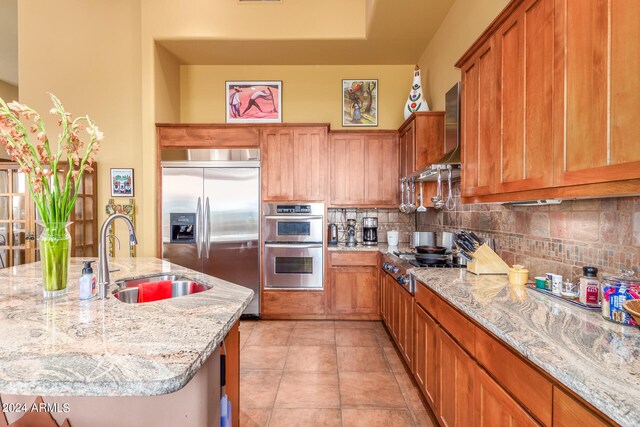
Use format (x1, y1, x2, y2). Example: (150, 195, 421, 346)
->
(79, 261, 96, 300)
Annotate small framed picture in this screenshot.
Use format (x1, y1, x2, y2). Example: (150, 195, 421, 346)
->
(342, 79, 378, 127)
(110, 168, 134, 197)
(226, 81, 282, 123)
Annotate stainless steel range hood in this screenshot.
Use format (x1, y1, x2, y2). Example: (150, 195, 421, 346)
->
(412, 82, 461, 182)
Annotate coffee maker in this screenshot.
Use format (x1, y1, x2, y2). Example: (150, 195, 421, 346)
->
(362, 217, 378, 246)
(346, 219, 357, 247)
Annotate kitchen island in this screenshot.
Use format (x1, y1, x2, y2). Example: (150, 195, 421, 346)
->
(0, 257, 253, 426)
(410, 267, 640, 427)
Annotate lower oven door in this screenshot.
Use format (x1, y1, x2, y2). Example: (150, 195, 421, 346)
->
(264, 243, 324, 289)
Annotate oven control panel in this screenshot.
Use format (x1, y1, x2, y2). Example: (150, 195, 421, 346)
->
(276, 205, 312, 214)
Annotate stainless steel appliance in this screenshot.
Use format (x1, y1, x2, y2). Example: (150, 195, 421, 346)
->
(362, 217, 378, 246)
(161, 149, 260, 316)
(381, 253, 415, 295)
(328, 223, 338, 246)
(410, 231, 435, 249)
(264, 203, 324, 289)
(345, 219, 357, 247)
(410, 82, 462, 182)
(392, 250, 465, 269)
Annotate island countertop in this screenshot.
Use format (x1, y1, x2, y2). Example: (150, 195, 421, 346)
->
(0, 258, 253, 397)
(411, 267, 640, 427)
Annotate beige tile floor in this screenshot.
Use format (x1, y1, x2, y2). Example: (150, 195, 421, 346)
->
(239, 320, 437, 427)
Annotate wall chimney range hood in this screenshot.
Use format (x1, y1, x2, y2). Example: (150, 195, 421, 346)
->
(411, 82, 461, 182)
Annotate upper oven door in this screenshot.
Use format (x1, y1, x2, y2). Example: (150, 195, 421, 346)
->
(264, 215, 324, 243)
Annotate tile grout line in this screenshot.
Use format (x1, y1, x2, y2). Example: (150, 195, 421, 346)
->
(266, 326, 292, 427)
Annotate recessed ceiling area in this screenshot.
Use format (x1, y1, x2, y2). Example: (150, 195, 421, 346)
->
(158, 0, 455, 65)
(0, 0, 18, 85)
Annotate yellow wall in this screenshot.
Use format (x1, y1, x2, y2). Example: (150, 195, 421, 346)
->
(417, 0, 509, 110)
(19, 0, 142, 256)
(180, 65, 414, 129)
(0, 80, 18, 103)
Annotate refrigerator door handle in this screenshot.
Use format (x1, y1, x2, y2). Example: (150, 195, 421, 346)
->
(196, 197, 202, 258)
(204, 197, 211, 259)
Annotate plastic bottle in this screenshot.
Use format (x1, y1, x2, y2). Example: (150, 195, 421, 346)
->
(79, 261, 96, 300)
(579, 266, 599, 306)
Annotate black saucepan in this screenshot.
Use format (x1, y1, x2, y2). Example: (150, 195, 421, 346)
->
(415, 245, 448, 255)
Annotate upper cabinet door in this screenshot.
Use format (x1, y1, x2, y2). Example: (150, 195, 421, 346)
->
(399, 121, 416, 178)
(262, 127, 327, 202)
(364, 134, 399, 206)
(461, 37, 498, 198)
(329, 133, 366, 205)
(293, 127, 327, 201)
(554, 0, 640, 186)
(495, 0, 554, 193)
(262, 129, 295, 200)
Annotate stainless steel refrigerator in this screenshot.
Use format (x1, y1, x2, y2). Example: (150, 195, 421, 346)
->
(161, 149, 260, 316)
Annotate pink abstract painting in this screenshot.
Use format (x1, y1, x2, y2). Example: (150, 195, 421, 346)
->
(226, 81, 282, 123)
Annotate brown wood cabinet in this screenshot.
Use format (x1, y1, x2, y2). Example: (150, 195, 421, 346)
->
(380, 268, 413, 368)
(261, 127, 327, 202)
(396, 282, 413, 366)
(457, 0, 640, 202)
(553, 0, 640, 188)
(437, 328, 475, 427)
(553, 387, 610, 427)
(328, 132, 398, 207)
(460, 36, 498, 198)
(413, 304, 438, 409)
(475, 364, 539, 427)
(398, 112, 446, 178)
(329, 252, 379, 319)
(494, 0, 554, 194)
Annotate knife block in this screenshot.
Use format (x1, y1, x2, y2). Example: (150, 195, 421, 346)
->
(467, 243, 510, 275)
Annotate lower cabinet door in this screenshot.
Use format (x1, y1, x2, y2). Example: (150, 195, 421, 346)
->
(413, 304, 438, 409)
(437, 329, 475, 427)
(331, 266, 378, 316)
(398, 285, 413, 366)
(475, 364, 540, 427)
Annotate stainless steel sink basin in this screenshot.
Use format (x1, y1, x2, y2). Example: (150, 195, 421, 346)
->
(112, 274, 211, 303)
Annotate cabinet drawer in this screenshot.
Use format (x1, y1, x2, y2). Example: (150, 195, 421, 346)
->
(435, 297, 475, 355)
(330, 251, 378, 267)
(415, 280, 439, 316)
(475, 327, 552, 426)
(553, 387, 612, 427)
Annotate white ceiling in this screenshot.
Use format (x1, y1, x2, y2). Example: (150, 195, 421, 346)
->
(0, 0, 18, 86)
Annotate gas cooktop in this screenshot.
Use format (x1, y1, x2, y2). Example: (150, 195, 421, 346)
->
(393, 251, 466, 269)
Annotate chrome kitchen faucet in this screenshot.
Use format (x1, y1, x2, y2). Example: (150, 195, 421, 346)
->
(97, 213, 138, 299)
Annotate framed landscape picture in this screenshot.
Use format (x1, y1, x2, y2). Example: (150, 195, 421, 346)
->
(342, 79, 378, 127)
(225, 81, 282, 123)
(110, 168, 134, 197)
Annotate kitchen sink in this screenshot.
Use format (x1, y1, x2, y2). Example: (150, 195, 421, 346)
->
(112, 274, 211, 303)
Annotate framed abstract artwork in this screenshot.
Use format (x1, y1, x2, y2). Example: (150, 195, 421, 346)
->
(225, 81, 282, 123)
(342, 79, 378, 126)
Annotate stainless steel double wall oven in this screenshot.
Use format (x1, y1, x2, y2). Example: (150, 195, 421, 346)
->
(263, 203, 324, 289)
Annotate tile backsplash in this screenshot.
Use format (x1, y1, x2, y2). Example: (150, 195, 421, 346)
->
(327, 208, 415, 244)
(417, 183, 640, 282)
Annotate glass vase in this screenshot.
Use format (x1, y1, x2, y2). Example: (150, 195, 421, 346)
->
(39, 222, 72, 299)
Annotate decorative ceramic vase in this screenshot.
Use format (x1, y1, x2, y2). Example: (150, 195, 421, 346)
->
(39, 222, 72, 299)
(404, 65, 430, 119)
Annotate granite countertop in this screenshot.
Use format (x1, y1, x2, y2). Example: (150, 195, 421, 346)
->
(411, 267, 640, 427)
(0, 258, 253, 397)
